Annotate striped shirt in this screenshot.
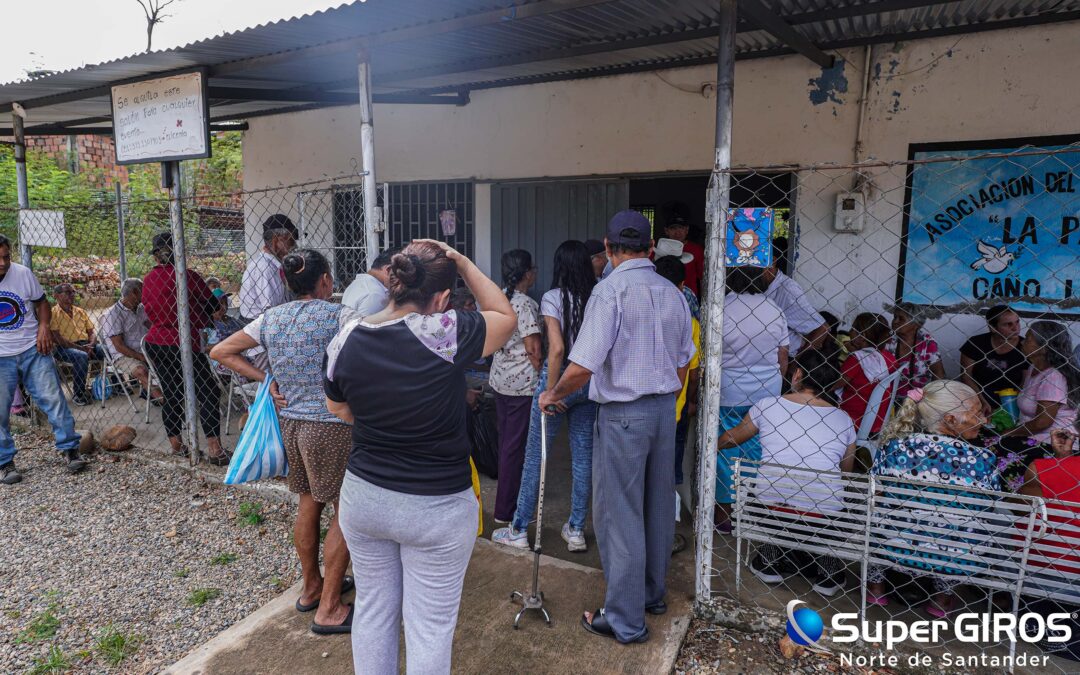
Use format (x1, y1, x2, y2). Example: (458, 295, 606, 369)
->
(569, 257, 694, 404)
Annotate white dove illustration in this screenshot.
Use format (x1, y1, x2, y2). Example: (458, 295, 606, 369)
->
(969, 240, 1016, 274)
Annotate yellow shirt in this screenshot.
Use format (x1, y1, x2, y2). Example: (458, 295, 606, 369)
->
(676, 317, 701, 422)
(51, 304, 95, 343)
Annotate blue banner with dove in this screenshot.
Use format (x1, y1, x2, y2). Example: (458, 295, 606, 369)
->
(899, 139, 1080, 316)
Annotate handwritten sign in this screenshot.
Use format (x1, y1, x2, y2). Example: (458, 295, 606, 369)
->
(725, 207, 774, 267)
(899, 138, 1080, 316)
(110, 71, 209, 164)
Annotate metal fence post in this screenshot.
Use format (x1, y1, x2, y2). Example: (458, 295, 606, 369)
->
(694, 0, 736, 605)
(166, 161, 200, 458)
(12, 109, 32, 269)
(358, 51, 381, 265)
(115, 182, 128, 281)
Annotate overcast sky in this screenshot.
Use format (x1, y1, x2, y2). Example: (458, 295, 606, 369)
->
(1, 0, 347, 84)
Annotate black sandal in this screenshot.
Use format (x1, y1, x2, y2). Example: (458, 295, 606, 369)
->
(295, 576, 355, 613)
(580, 608, 648, 643)
(311, 604, 353, 635)
(205, 450, 232, 467)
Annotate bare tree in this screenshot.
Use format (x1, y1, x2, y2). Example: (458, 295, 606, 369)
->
(135, 0, 180, 52)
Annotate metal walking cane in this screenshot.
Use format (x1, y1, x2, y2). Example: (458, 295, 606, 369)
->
(511, 405, 556, 629)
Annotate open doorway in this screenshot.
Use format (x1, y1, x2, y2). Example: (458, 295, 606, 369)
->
(628, 171, 796, 273)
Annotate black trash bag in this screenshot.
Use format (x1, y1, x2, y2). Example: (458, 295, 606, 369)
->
(468, 397, 499, 480)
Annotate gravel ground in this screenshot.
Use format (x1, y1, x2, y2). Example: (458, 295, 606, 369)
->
(0, 427, 299, 674)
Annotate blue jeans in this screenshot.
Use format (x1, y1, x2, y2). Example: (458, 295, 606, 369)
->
(53, 344, 105, 396)
(0, 346, 81, 465)
(512, 366, 597, 532)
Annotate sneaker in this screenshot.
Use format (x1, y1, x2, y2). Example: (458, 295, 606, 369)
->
(63, 450, 87, 474)
(812, 571, 846, 598)
(491, 526, 529, 550)
(72, 394, 91, 407)
(562, 523, 587, 552)
(749, 555, 787, 585)
(0, 462, 22, 485)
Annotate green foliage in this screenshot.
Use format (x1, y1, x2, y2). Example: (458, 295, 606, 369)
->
(186, 588, 222, 606)
(173, 568, 190, 579)
(28, 646, 70, 674)
(237, 502, 264, 526)
(210, 552, 238, 565)
(16, 603, 61, 643)
(0, 131, 242, 278)
(94, 626, 143, 666)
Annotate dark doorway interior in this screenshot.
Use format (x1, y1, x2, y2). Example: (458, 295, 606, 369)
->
(628, 171, 795, 271)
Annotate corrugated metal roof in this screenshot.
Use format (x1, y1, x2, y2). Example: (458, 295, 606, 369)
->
(2, 0, 1079, 131)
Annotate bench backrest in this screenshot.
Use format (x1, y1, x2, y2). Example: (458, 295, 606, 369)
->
(733, 459, 1050, 594)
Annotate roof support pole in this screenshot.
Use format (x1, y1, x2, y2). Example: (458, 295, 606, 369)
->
(12, 109, 32, 268)
(357, 53, 381, 264)
(695, 0, 736, 606)
(164, 160, 201, 462)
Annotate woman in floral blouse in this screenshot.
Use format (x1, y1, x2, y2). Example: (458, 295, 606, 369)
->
(867, 380, 999, 617)
(887, 302, 945, 400)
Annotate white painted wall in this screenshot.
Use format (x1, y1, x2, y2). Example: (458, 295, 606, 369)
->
(243, 21, 1080, 370)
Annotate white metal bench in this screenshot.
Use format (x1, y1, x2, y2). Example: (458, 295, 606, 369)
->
(732, 458, 1070, 658)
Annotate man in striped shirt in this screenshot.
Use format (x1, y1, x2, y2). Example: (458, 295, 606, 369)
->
(540, 210, 694, 644)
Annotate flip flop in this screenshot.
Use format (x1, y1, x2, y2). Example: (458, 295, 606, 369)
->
(580, 608, 648, 643)
(311, 604, 354, 635)
(295, 576, 355, 613)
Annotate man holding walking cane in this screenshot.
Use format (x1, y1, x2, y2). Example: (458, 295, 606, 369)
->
(538, 210, 694, 644)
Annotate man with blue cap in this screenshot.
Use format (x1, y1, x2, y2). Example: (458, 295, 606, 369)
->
(539, 210, 695, 643)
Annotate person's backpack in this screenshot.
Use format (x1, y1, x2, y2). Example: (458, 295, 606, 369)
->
(467, 396, 499, 479)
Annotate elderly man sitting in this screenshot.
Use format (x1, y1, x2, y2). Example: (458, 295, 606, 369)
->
(50, 283, 106, 406)
(99, 278, 159, 402)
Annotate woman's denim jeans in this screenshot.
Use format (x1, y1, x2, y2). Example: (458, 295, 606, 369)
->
(511, 366, 597, 532)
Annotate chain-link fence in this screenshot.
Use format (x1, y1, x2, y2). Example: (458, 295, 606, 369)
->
(4, 171, 384, 463)
(696, 144, 1080, 672)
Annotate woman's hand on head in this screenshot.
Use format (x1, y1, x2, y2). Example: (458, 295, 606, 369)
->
(414, 239, 466, 264)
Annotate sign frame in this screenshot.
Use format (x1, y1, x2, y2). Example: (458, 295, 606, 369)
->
(896, 133, 1080, 319)
(109, 66, 212, 166)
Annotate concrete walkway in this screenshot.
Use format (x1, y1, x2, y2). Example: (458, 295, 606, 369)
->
(165, 428, 696, 674)
(166, 539, 691, 675)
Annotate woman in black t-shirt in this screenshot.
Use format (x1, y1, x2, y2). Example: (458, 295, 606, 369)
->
(959, 304, 1026, 411)
(324, 239, 515, 674)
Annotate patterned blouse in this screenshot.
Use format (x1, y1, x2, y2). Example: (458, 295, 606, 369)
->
(872, 433, 1001, 576)
(489, 290, 541, 397)
(886, 328, 941, 398)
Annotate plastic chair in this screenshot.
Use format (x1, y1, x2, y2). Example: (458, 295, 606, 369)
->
(141, 340, 163, 424)
(98, 348, 141, 413)
(854, 368, 902, 461)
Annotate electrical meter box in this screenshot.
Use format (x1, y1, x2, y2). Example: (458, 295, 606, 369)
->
(833, 192, 865, 233)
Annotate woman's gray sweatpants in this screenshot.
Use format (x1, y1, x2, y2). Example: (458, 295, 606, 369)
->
(339, 471, 478, 675)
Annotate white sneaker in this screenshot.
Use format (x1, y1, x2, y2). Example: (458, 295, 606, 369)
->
(491, 526, 529, 550)
(562, 523, 587, 552)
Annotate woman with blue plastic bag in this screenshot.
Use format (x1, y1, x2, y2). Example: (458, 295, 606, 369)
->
(211, 249, 357, 636)
(324, 240, 516, 675)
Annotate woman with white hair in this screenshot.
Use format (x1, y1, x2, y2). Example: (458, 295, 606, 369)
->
(866, 380, 1000, 617)
(887, 302, 945, 401)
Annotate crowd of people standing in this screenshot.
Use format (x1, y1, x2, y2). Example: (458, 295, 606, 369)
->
(3, 193, 1080, 672)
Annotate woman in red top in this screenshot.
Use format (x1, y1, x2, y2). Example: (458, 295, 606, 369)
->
(142, 233, 228, 464)
(840, 313, 897, 434)
(1019, 427, 1080, 662)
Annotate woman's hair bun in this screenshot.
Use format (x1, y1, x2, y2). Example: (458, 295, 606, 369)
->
(282, 252, 306, 275)
(391, 252, 426, 288)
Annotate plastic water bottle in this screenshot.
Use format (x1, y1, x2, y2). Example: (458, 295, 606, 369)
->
(997, 388, 1020, 424)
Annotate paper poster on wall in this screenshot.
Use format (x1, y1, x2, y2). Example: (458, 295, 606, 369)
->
(725, 207, 774, 267)
(898, 136, 1080, 316)
(110, 70, 210, 165)
(18, 210, 66, 248)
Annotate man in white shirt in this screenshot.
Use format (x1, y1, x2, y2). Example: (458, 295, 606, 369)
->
(99, 278, 158, 400)
(240, 214, 297, 322)
(0, 235, 86, 484)
(341, 248, 394, 315)
(763, 265, 828, 356)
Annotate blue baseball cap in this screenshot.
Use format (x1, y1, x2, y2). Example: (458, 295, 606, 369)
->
(606, 210, 651, 248)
